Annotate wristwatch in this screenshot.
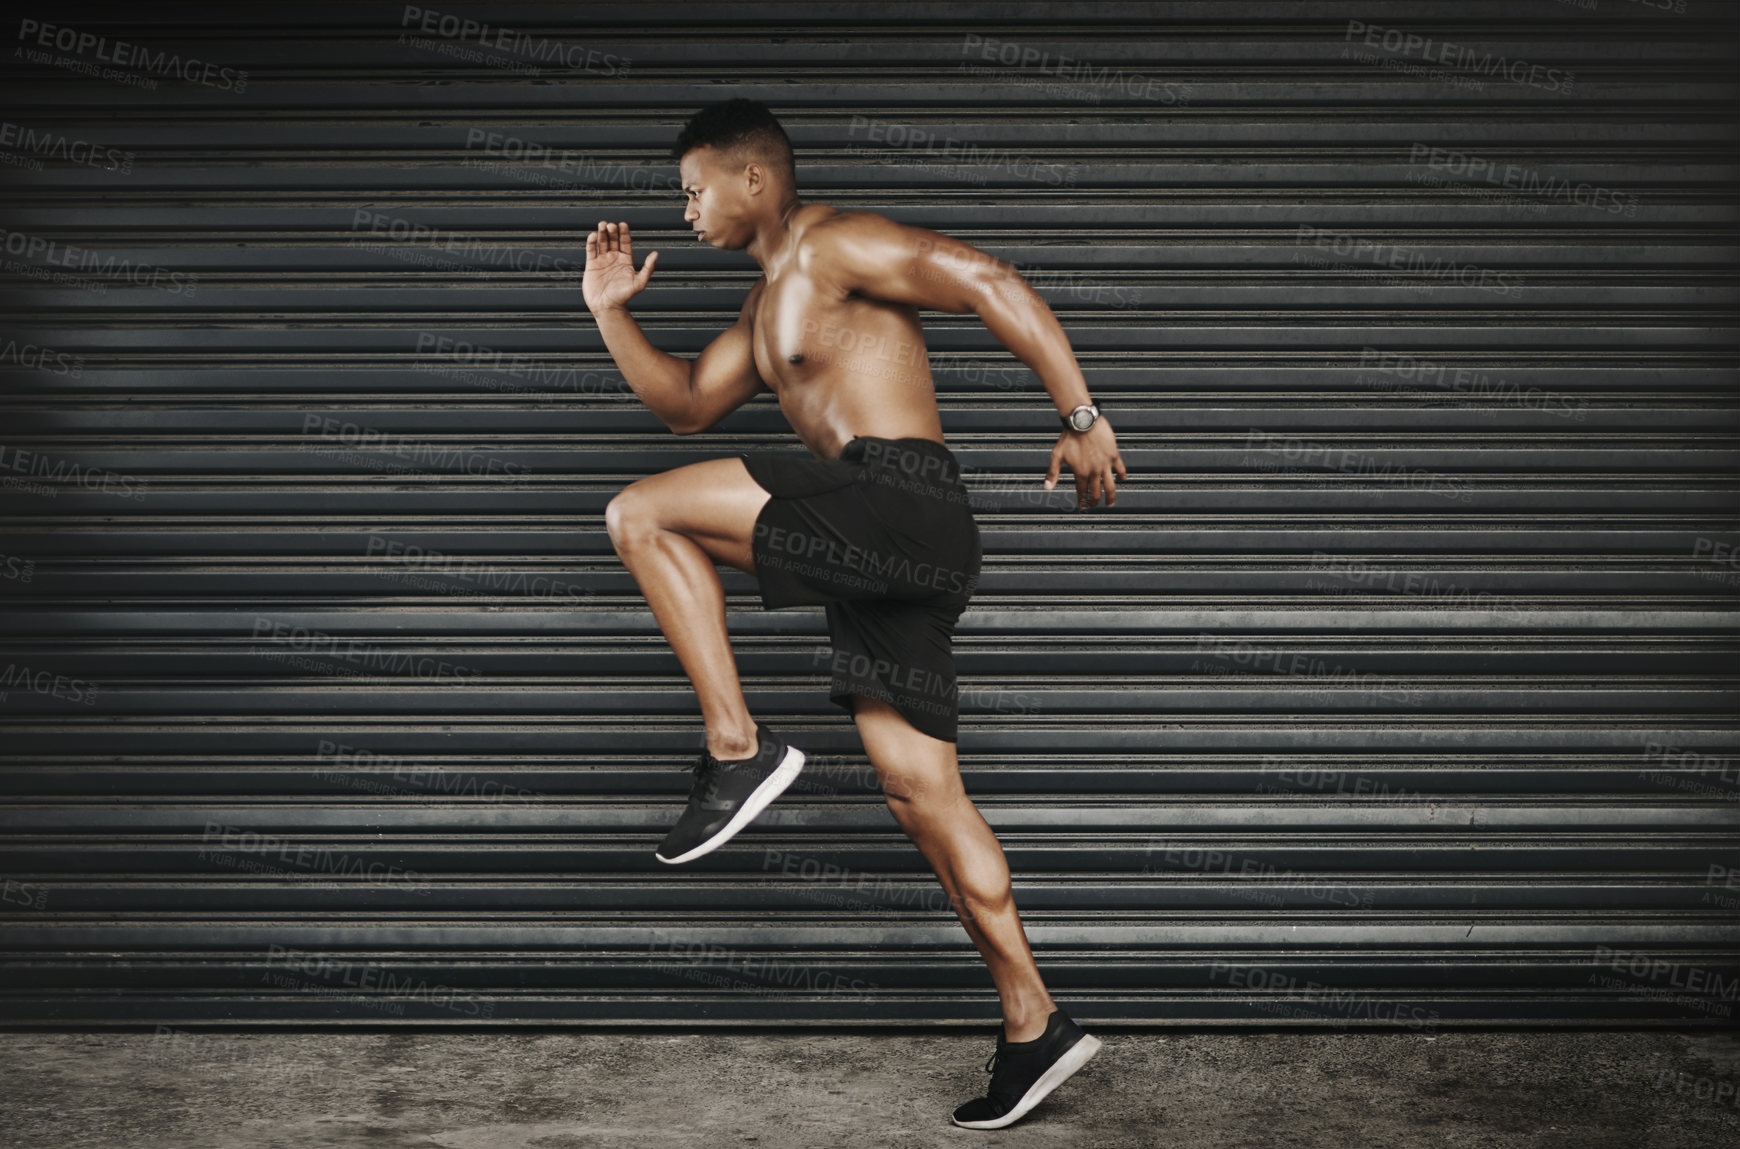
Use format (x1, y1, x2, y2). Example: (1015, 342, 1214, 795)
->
(1061, 401, 1102, 433)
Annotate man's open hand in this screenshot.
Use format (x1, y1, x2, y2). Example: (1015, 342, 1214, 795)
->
(1045, 419, 1127, 509)
(583, 220, 658, 313)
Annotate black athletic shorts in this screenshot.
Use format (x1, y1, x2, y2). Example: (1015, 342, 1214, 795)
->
(739, 435, 982, 743)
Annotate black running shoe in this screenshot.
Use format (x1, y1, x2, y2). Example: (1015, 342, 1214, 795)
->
(951, 1008, 1102, 1130)
(654, 723, 806, 865)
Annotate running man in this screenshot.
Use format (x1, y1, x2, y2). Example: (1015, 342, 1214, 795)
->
(584, 98, 1126, 1130)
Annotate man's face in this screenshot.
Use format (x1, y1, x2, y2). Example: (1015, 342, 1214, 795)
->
(679, 145, 752, 249)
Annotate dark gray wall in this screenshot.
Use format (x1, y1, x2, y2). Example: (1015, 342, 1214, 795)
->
(1, 1, 1736, 1026)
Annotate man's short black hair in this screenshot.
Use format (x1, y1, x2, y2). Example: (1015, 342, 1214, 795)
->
(672, 98, 795, 188)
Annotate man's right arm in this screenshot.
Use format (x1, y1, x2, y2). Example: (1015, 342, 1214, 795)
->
(584, 219, 767, 435)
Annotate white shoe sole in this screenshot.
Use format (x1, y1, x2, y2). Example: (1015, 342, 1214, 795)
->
(951, 1032, 1102, 1130)
(655, 743, 806, 865)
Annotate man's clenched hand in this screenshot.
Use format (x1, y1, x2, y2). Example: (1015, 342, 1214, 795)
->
(1045, 419, 1128, 509)
(583, 220, 658, 313)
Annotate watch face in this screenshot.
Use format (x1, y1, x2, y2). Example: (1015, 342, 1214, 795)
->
(1070, 408, 1095, 431)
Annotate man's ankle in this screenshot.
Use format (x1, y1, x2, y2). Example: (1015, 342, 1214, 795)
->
(1001, 1001, 1056, 1043)
(705, 726, 760, 761)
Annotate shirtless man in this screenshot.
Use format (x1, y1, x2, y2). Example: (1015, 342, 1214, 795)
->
(583, 98, 1125, 1131)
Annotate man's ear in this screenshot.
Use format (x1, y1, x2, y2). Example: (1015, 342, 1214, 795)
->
(742, 159, 765, 197)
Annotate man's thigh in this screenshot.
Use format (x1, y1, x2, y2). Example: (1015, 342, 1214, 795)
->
(611, 456, 770, 573)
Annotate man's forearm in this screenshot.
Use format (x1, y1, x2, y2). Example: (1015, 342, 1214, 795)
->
(974, 275, 1095, 415)
(590, 304, 693, 427)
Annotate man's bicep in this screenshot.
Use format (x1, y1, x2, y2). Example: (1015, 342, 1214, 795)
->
(684, 311, 767, 433)
(821, 212, 1016, 314)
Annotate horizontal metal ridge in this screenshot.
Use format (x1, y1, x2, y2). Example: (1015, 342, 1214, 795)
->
(2, 802, 1734, 828)
(4, 920, 1737, 946)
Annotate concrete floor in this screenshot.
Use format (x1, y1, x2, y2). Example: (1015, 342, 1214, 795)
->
(1, 1027, 1737, 1148)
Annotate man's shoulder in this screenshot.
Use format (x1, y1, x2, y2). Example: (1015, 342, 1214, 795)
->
(801, 205, 911, 244)
(795, 206, 905, 267)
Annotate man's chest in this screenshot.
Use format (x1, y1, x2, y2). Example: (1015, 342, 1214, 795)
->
(749, 275, 921, 388)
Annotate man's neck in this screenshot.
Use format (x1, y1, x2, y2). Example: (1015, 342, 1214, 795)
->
(746, 195, 807, 270)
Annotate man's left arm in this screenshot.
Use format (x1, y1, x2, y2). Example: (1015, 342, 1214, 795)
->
(813, 212, 1128, 508)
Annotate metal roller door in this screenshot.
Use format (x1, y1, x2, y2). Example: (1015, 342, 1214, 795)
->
(1, 1, 1736, 1027)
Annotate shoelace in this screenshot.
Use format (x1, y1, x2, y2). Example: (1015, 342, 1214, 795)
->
(985, 1030, 1048, 1076)
(684, 749, 726, 803)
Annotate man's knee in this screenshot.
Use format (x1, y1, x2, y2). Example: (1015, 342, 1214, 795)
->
(882, 773, 967, 822)
(604, 483, 654, 552)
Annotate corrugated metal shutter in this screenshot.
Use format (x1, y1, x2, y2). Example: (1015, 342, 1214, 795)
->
(2, 1, 1736, 1026)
